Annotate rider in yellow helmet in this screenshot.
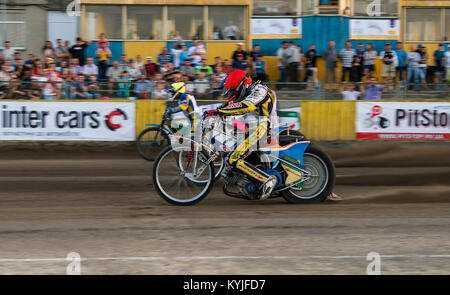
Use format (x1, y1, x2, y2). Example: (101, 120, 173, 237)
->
(165, 82, 201, 135)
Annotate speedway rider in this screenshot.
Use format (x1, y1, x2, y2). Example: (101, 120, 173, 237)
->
(165, 82, 201, 136)
(206, 69, 278, 200)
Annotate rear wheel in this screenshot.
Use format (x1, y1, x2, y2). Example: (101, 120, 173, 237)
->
(136, 127, 170, 161)
(281, 145, 335, 204)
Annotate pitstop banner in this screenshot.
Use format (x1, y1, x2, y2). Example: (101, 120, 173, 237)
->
(356, 102, 450, 140)
(0, 101, 136, 141)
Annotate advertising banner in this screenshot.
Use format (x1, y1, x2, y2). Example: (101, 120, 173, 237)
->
(251, 18, 302, 38)
(356, 102, 450, 140)
(349, 19, 399, 39)
(0, 101, 136, 141)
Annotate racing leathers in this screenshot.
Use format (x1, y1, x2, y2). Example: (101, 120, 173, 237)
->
(217, 82, 278, 197)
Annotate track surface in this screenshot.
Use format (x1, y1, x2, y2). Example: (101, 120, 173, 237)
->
(0, 142, 449, 274)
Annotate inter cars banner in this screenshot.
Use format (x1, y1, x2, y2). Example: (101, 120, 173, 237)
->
(0, 101, 135, 141)
(356, 102, 450, 140)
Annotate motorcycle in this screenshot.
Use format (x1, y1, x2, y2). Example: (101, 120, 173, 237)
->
(152, 114, 335, 206)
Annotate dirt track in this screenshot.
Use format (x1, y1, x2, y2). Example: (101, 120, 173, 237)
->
(0, 142, 449, 274)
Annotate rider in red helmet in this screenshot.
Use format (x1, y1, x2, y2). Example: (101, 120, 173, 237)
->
(208, 69, 278, 200)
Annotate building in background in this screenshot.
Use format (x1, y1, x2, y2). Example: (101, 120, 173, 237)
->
(1, 0, 77, 55)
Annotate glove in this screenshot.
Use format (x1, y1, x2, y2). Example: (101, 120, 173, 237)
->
(205, 109, 220, 119)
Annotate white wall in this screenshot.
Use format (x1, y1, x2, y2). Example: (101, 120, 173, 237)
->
(47, 11, 79, 44)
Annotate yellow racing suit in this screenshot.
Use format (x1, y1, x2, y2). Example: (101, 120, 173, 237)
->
(218, 83, 277, 185)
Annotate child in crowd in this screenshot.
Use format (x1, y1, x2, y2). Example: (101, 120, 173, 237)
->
(96, 33, 110, 50)
(341, 83, 360, 100)
(118, 71, 131, 98)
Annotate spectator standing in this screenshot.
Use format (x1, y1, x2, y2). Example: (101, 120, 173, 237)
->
(188, 40, 206, 68)
(363, 77, 383, 100)
(323, 40, 338, 85)
(54, 39, 69, 66)
(232, 53, 248, 71)
(144, 56, 159, 78)
(223, 20, 240, 40)
(71, 74, 89, 99)
(445, 46, 450, 82)
(86, 75, 101, 98)
(212, 27, 223, 40)
(363, 43, 377, 77)
(339, 41, 355, 82)
(178, 44, 190, 67)
(170, 41, 184, 68)
(355, 43, 365, 82)
(69, 38, 92, 66)
(2, 41, 16, 61)
(433, 43, 445, 88)
(351, 55, 363, 82)
(304, 46, 318, 90)
(253, 55, 267, 82)
(406, 45, 420, 88)
(95, 41, 112, 81)
(380, 43, 398, 85)
(232, 43, 248, 62)
(250, 44, 262, 62)
(277, 41, 291, 88)
(417, 45, 428, 88)
(287, 42, 300, 84)
(395, 42, 407, 82)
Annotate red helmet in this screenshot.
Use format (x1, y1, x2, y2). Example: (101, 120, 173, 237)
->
(222, 69, 252, 100)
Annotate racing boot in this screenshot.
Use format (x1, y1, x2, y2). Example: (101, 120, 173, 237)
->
(259, 175, 278, 200)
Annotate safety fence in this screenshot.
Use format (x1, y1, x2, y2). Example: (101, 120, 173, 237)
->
(1, 99, 449, 142)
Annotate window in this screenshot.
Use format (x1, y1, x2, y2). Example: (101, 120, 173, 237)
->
(127, 6, 163, 40)
(302, 0, 316, 15)
(85, 5, 122, 40)
(0, 10, 26, 49)
(354, 0, 398, 16)
(168, 6, 204, 40)
(405, 8, 442, 41)
(446, 9, 450, 41)
(209, 6, 246, 40)
(253, 0, 298, 16)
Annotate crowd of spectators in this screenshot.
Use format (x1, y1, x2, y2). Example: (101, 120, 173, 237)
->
(1, 35, 449, 100)
(276, 39, 450, 95)
(0, 35, 269, 100)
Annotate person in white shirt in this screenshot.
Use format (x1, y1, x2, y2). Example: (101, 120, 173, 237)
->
(341, 83, 360, 100)
(188, 40, 206, 68)
(82, 57, 99, 77)
(2, 41, 16, 61)
(223, 20, 240, 40)
(445, 46, 450, 82)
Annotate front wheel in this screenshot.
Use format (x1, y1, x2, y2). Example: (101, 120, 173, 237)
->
(153, 146, 215, 206)
(281, 145, 335, 204)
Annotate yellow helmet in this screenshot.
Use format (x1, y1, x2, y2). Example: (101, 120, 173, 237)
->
(168, 82, 185, 100)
